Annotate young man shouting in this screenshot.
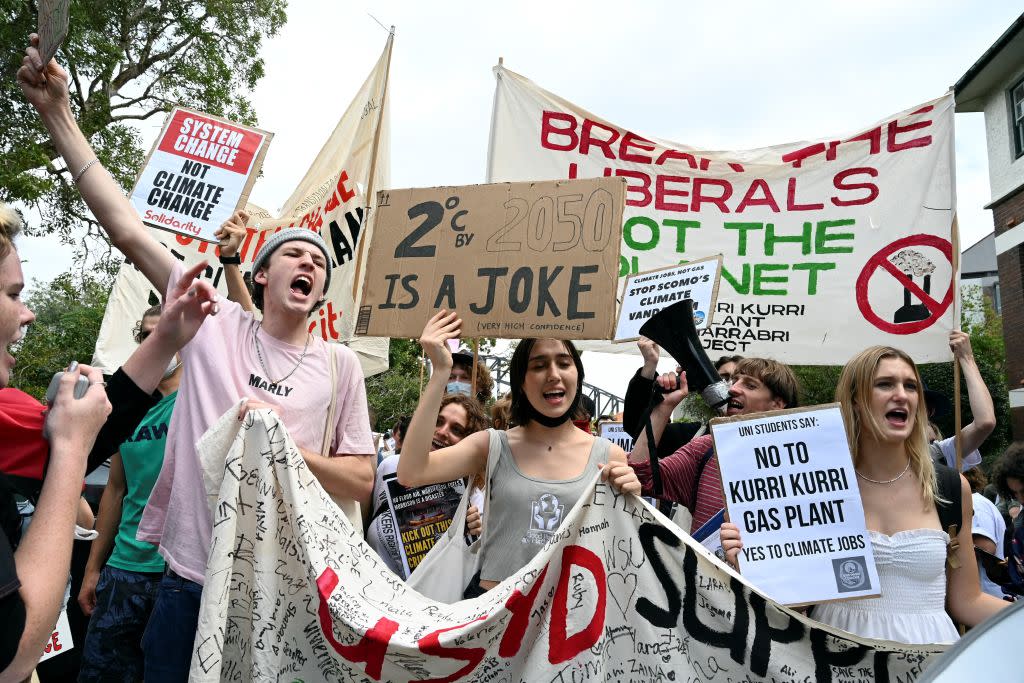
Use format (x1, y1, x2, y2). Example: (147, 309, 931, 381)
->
(629, 357, 799, 533)
(19, 36, 374, 680)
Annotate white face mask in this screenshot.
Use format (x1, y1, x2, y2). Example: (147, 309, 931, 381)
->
(446, 380, 472, 397)
(163, 357, 182, 379)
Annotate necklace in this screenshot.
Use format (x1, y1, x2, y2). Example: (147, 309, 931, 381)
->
(856, 459, 911, 485)
(253, 322, 311, 385)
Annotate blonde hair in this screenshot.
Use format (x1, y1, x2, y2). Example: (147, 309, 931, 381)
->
(836, 346, 937, 510)
(0, 204, 23, 261)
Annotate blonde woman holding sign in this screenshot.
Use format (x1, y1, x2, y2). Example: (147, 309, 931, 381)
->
(723, 345, 1007, 644)
(398, 310, 641, 596)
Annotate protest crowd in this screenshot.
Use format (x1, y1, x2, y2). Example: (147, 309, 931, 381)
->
(2, 25, 1023, 683)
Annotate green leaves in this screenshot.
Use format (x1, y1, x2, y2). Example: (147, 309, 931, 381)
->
(10, 269, 111, 400)
(1, 0, 287, 252)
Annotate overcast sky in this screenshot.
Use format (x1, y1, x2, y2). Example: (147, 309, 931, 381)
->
(18, 1, 1023, 392)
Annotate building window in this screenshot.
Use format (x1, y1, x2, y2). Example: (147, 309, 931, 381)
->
(1013, 77, 1024, 159)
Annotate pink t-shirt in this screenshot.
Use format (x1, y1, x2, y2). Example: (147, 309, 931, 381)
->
(137, 262, 374, 584)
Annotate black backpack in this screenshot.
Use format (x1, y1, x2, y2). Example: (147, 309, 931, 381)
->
(934, 463, 962, 535)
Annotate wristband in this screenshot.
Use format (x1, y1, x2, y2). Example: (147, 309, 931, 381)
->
(218, 254, 241, 265)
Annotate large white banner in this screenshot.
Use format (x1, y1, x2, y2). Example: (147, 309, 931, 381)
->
(93, 36, 394, 376)
(487, 66, 957, 364)
(190, 408, 944, 682)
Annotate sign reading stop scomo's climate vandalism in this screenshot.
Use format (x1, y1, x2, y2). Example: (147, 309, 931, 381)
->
(129, 107, 272, 243)
(357, 177, 625, 339)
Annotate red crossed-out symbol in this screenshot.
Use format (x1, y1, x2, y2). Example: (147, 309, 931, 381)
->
(855, 234, 953, 335)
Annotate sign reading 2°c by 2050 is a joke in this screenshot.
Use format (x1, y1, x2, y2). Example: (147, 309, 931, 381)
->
(711, 403, 880, 607)
(356, 177, 625, 339)
(129, 107, 273, 243)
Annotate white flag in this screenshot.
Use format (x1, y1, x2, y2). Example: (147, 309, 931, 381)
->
(487, 65, 957, 364)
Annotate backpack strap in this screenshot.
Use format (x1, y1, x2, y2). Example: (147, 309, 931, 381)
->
(934, 463, 963, 569)
(690, 446, 715, 514)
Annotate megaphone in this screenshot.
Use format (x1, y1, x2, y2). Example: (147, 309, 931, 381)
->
(639, 299, 731, 413)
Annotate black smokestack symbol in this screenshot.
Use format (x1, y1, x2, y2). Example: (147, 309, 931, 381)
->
(891, 248, 935, 324)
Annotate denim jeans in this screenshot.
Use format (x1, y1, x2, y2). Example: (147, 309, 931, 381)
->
(140, 569, 202, 682)
(78, 565, 162, 683)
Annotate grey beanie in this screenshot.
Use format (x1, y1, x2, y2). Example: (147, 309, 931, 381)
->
(252, 227, 332, 294)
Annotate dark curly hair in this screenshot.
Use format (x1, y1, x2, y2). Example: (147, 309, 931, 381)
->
(994, 442, 1024, 502)
(439, 393, 489, 436)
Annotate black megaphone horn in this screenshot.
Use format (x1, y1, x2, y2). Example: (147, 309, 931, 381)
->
(639, 299, 731, 414)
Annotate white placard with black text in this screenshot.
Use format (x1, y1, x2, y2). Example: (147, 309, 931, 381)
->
(711, 403, 879, 606)
(614, 255, 722, 341)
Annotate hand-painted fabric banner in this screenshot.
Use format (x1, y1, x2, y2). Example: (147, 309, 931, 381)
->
(190, 408, 945, 682)
(487, 66, 957, 364)
(93, 35, 394, 377)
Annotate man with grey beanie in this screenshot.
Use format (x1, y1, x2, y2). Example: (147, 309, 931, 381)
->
(23, 42, 375, 680)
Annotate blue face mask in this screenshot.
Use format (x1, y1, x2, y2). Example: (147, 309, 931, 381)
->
(446, 381, 473, 396)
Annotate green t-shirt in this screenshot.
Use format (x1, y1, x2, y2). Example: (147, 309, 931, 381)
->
(108, 391, 176, 573)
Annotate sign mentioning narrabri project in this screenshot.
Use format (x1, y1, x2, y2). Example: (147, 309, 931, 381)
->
(614, 254, 722, 341)
(711, 404, 879, 606)
(357, 177, 625, 339)
(130, 107, 272, 243)
(488, 65, 957, 364)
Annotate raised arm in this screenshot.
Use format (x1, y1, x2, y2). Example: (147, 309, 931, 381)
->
(950, 331, 996, 455)
(397, 311, 487, 487)
(214, 212, 255, 312)
(627, 372, 687, 465)
(17, 34, 173, 295)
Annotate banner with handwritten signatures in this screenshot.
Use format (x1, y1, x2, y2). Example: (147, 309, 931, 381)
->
(190, 409, 946, 682)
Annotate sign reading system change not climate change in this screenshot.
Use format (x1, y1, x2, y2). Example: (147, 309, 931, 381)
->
(357, 177, 625, 339)
(130, 107, 272, 243)
(711, 403, 879, 606)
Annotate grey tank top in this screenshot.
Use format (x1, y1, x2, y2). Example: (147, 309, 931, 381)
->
(480, 429, 610, 583)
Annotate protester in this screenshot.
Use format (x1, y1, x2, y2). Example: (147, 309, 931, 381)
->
(963, 466, 1008, 599)
(0, 206, 106, 680)
(398, 311, 640, 596)
(994, 442, 1024, 595)
(628, 357, 798, 533)
(721, 345, 1007, 644)
(489, 394, 512, 430)
(366, 393, 487, 577)
(77, 307, 181, 683)
(715, 355, 742, 383)
(20, 39, 375, 681)
(923, 331, 995, 472)
(621, 337, 729, 461)
(449, 348, 494, 405)
(380, 416, 410, 461)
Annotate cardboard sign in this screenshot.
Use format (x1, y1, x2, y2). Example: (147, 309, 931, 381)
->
(129, 107, 272, 243)
(597, 421, 633, 452)
(37, 0, 70, 64)
(711, 404, 880, 606)
(383, 472, 465, 578)
(357, 177, 625, 339)
(614, 255, 722, 341)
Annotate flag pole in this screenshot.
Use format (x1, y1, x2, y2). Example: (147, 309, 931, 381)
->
(484, 57, 504, 183)
(951, 214, 963, 472)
